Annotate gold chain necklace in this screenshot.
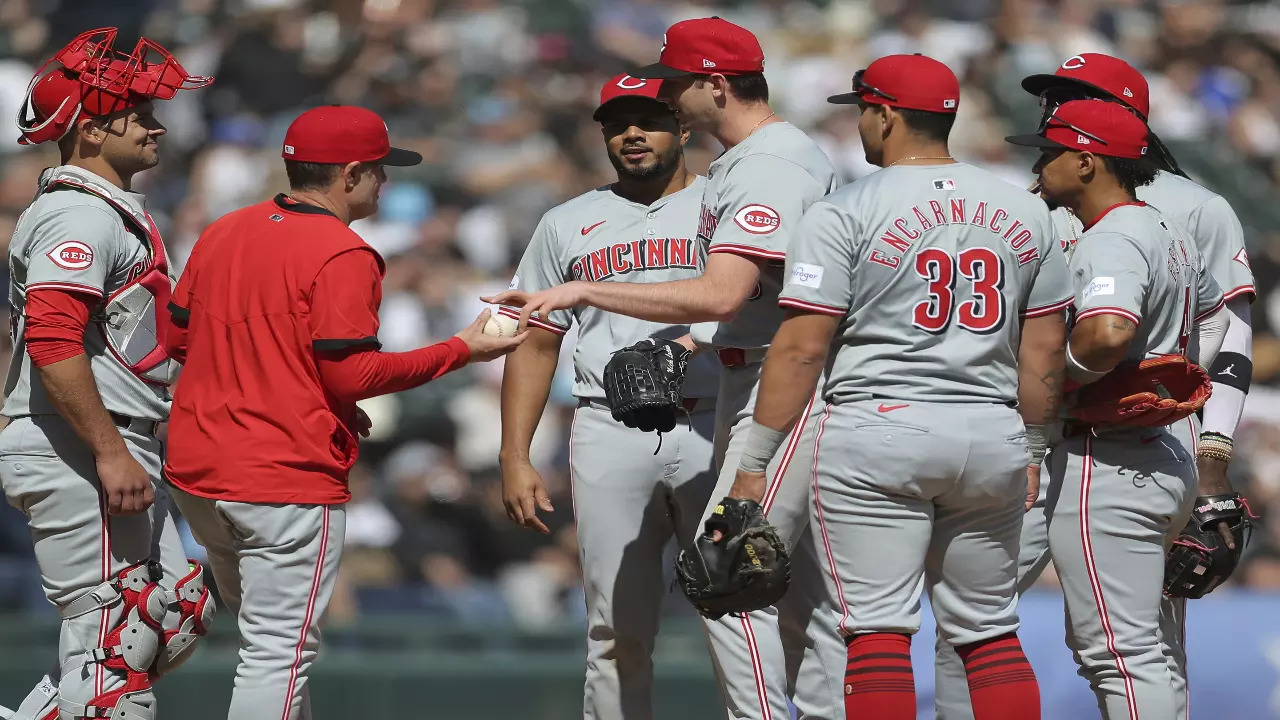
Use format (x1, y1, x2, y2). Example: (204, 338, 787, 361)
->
(746, 111, 776, 138)
(886, 155, 954, 168)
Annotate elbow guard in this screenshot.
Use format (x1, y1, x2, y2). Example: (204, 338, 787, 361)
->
(1208, 352, 1251, 394)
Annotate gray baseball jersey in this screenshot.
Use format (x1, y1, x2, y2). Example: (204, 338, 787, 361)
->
(1069, 202, 1225, 362)
(780, 163, 1073, 404)
(4, 166, 173, 421)
(689, 121, 842, 350)
(1052, 170, 1254, 303)
(500, 178, 718, 400)
(775, 162, 1071, 661)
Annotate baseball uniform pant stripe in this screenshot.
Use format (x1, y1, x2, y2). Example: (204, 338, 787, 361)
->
(280, 505, 329, 720)
(738, 615, 772, 719)
(810, 406, 851, 636)
(761, 392, 815, 513)
(1079, 436, 1140, 720)
(95, 491, 111, 699)
(1181, 418, 1194, 720)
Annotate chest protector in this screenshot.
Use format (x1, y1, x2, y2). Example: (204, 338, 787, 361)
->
(39, 167, 176, 385)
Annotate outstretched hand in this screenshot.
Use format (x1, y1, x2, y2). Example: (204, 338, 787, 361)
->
(481, 282, 588, 332)
(454, 309, 529, 363)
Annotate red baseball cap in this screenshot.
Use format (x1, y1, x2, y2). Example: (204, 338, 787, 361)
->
(1021, 53, 1150, 119)
(1006, 99, 1149, 159)
(632, 17, 764, 79)
(592, 74, 666, 121)
(282, 105, 421, 166)
(828, 54, 959, 114)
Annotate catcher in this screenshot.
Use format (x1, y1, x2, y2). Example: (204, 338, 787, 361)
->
(1006, 99, 1233, 718)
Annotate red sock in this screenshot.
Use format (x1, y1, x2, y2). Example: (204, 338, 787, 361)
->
(844, 633, 915, 720)
(956, 633, 1041, 720)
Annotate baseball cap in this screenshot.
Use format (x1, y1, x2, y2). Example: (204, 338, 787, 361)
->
(592, 74, 666, 121)
(1005, 99, 1149, 159)
(282, 105, 421, 166)
(827, 54, 959, 114)
(1021, 53, 1150, 119)
(632, 17, 764, 79)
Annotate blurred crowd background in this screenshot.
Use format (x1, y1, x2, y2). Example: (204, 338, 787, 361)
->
(0, 0, 1278, 632)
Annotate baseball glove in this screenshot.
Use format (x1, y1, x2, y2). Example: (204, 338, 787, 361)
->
(1164, 493, 1253, 599)
(602, 338, 690, 433)
(1068, 354, 1211, 427)
(675, 498, 791, 620)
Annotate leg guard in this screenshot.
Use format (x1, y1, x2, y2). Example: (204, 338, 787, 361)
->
(152, 561, 214, 677)
(2, 672, 59, 720)
(56, 562, 164, 720)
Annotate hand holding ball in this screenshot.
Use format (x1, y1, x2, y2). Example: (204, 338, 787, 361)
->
(483, 312, 521, 338)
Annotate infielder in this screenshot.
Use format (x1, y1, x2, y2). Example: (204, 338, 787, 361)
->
(730, 54, 1065, 720)
(498, 73, 731, 719)
(486, 17, 846, 719)
(1002, 99, 1228, 718)
(935, 54, 1255, 720)
(0, 29, 214, 720)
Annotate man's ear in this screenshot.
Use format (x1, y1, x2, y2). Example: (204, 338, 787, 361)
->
(74, 118, 104, 150)
(680, 127, 691, 144)
(1078, 151, 1099, 182)
(342, 161, 362, 190)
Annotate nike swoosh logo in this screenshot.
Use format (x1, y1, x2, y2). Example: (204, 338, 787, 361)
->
(877, 403, 909, 413)
(581, 221, 606, 235)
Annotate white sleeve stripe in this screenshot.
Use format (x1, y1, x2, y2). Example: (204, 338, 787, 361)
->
(709, 244, 786, 261)
(1223, 285, 1256, 301)
(1194, 297, 1227, 324)
(778, 297, 845, 316)
(1022, 297, 1074, 318)
(26, 281, 105, 297)
(496, 305, 567, 334)
(1075, 306, 1141, 325)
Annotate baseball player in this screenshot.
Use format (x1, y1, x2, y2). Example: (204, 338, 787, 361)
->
(163, 106, 524, 720)
(729, 54, 1066, 720)
(1002, 99, 1228, 718)
(485, 17, 847, 719)
(0, 29, 214, 720)
(934, 54, 1255, 720)
(498, 73, 731, 720)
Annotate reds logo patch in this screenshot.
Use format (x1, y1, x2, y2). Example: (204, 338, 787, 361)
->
(47, 241, 94, 271)
(733, 204, 780, 235)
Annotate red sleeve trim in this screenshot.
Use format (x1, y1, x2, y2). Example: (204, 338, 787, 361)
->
(1223, 285, 1256, 303)
(26, 281, 104, 297)
(1194, 297, 1227, 324)
(1075, 306, 1141, 326)
(709, 244, 786, 261)
(778, 297, 846, 317)
(497, 305, 567, 335)
(1022, 297, 1074, 318)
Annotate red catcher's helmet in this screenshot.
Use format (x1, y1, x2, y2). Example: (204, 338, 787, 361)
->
(17, 28, 213, 146)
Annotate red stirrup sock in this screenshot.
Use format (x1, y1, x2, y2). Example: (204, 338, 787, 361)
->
(844, 632, 915, 720)
(956, 632, 1041, 720)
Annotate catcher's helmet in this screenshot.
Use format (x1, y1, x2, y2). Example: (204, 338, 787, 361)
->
(17, 28, 213, 146)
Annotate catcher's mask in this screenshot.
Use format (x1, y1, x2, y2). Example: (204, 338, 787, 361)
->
(18, 27, 213, 146)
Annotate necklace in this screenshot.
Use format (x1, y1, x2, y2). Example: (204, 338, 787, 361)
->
(746, 112, 776, 138)
(886, 155, 954, 168)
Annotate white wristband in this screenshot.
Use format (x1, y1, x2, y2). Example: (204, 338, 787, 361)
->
(1066, 342, 1108, 385)
(738, 424, 789, 474)
(1025, 423, 1049, 467)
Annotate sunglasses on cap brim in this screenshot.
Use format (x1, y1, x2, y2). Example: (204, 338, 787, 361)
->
(1007, 115, 1111, 152)
(827, 69, 897, 105)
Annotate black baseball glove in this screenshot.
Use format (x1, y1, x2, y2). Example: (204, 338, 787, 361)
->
(1164, 493, 1253, 599)
(602, 338, 690, 433)
(675, 498, 791, 620)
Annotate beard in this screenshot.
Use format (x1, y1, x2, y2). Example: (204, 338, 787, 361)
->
(609, 142, 682, 181)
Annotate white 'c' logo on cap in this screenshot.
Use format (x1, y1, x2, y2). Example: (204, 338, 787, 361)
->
(660, 33, 668, 54)
(616, 76, 647, 90)
(1061, 55, 1087, 70)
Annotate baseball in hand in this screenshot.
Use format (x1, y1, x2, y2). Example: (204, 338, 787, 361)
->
(483, 313, 521, 338)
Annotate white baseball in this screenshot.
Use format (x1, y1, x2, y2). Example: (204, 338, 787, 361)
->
(483, 313, 520, 338)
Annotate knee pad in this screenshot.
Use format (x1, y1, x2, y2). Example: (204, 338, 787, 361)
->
(152, 560, 215, 677)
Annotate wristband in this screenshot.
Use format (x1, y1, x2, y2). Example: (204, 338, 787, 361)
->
(738, 424, 789, 474)
(1197, 431, 1233, 464)
(1025, 423, 1049, 467)
(1065, 342, 1108, 385)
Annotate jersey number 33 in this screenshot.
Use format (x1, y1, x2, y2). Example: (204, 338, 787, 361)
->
(912, 248, 1005, 335)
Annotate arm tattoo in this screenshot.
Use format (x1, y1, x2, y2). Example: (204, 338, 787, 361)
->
(1108, 317, 1136, 332)
(1036, 340, 1067, 425)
